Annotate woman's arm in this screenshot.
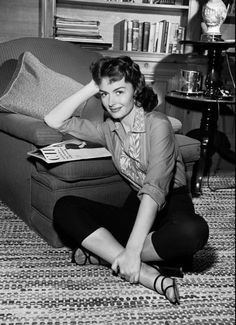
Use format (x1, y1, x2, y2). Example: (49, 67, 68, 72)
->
(44, 80, 99, 129)
(126, 194, 158, 254)
(112, 193, 158, 283)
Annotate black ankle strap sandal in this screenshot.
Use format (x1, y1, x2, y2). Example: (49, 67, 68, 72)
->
(153, 274, 180, 305)
(71, 247, 108, 266)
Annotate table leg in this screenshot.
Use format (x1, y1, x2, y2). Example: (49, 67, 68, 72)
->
(204, 47, 223, 99)
(189, 105, 219, 196)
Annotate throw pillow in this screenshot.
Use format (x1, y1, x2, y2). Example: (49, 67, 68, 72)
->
(0, 51, 84, 120)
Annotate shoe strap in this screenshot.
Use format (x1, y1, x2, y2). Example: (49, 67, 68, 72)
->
(153, 274, 163, 295)
(161, 277, 176, 300)
(84, 250, 92, 265)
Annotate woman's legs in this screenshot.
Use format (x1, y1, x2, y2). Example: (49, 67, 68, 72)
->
(53, 188, 208, 304)
(81, 227, 179, 304)
(53, 195, 137, 247)
(53, 189, 209, 265)
(141, 188, 209, 263)
(53, 195, 179, 304)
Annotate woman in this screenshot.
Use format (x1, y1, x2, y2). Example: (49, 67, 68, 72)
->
(44, 56, 209, 305)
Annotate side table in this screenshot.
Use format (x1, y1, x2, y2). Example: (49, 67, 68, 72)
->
(179, 40, 235, 99)
(166, 92, 235, 196)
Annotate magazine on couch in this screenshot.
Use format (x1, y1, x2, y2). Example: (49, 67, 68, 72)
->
(28, 139, 111, 164)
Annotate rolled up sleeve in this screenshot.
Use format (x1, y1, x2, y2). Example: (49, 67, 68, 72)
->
(138, 118, 176, 210)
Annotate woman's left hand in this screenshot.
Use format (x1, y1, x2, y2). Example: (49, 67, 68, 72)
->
(111, 248, 141, 284)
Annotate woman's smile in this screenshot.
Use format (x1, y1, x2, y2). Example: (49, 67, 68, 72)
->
(109, 105, 123, 114)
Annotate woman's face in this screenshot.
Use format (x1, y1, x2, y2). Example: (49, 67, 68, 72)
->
(99, 77, 135, 121)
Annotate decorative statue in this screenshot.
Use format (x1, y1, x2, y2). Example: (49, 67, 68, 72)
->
(201, 0, 228, 41)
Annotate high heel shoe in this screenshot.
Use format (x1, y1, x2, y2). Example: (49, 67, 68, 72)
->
(71, 247, 108, 266)
(149, 262, 183, 278)
(149, 262, 184, 278)
(153, 274, 180, 305)
(150, 256, 193, 278)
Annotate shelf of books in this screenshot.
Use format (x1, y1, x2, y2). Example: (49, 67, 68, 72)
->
(42, 0, 194, 54)
(113, 19, 185, 54)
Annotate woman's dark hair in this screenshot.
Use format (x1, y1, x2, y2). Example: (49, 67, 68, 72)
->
(90, 56, 158, 112)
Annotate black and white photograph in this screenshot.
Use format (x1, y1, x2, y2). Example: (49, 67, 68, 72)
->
(0, 0, 235, 324)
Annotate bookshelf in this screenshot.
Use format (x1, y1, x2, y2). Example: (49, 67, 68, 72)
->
(41, 0, 202, 53)
(40, 0, 205, 123)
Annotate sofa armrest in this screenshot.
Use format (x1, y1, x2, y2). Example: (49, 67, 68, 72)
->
(176, 134, 200, 163)
(0, 113, 62, 146)
(167, 116, 182, 133)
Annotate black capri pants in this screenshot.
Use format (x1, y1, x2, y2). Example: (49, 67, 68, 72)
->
(53, 186, 209, 261)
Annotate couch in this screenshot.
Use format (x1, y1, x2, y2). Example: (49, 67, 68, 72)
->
(0, 37, 200, 247)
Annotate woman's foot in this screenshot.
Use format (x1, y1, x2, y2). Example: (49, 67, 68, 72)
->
(153, 273, 180, 305)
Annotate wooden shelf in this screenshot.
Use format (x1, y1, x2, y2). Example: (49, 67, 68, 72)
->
(56, 0, 189, 11)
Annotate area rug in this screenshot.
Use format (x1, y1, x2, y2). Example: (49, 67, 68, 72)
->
(0, 176, 235, 325)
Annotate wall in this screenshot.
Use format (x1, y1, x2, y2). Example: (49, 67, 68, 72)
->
(0, 0, 40, 43)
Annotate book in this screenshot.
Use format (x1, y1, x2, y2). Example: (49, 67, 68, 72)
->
(55, 29, 101, 37)
(54, 36, 106, 43)
(153, 22, 159, 52)
(138, 22, 144, 51)
(161, 20, 169, 53)
(148, 22, 156, 53)
(132, 20, 140, 51)
(142, 22, 151, 52)
(165, 22, 171, 53)
(79, 43, 112, 50)
(176, 26, 185, 54)
(55, 16, 100, 26)
(55, 22, 100, 30)
(127, 20, 133, 51)
(113, 19, 128, 51)
(167, 22, 179, 53)
(156, 20, 164, 53)
(28, 139, 111, 164)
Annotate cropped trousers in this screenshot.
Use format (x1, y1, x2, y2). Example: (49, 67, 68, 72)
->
(53, 186, 209, 261)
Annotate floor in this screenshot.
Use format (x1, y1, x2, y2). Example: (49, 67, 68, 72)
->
(209, 152, 235, 177)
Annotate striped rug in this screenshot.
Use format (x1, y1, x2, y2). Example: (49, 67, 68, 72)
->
(0, 176, 235, 324)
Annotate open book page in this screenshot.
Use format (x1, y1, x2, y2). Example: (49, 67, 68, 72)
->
(28, 139, 111, 164)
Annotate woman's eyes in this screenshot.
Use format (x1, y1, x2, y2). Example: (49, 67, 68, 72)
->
(100, 91, 124, 98)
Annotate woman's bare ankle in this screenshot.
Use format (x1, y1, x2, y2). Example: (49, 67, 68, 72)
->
(139, 262, 180, 304)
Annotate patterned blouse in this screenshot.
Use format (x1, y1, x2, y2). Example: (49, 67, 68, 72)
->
(59, 106, 186, 211)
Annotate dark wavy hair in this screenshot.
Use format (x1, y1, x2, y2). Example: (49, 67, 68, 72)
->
(90, 56, 158, 112)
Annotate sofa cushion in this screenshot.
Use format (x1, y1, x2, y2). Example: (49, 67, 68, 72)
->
(35, 157, 118, 182)
(0, 51, 84, 119)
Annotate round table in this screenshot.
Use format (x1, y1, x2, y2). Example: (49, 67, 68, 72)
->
(166, 91, 235, 196)
(180, 40, 235, 99)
